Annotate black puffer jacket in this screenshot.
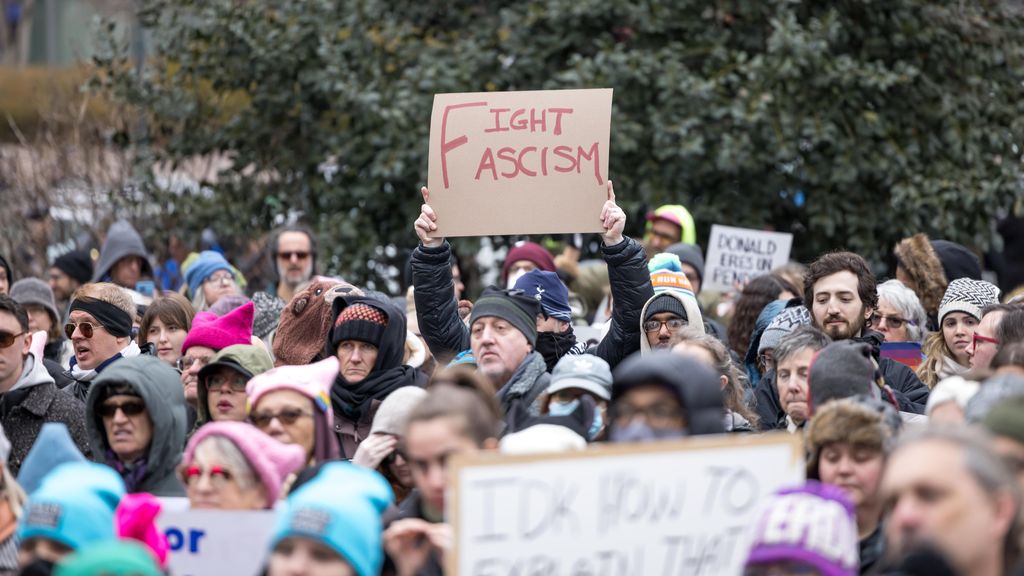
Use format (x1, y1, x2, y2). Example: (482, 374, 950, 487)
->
(411, 238, 653, 370)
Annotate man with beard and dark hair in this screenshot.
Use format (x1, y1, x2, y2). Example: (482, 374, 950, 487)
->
(804, 252, 930, 413)
(266, 225, 317, 305)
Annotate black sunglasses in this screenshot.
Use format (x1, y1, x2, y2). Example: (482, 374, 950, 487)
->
(99, 400, 146, 418)
(0, 331, 24, 349)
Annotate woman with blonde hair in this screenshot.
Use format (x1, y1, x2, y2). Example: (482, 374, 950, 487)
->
(917, 278, 1000, 387)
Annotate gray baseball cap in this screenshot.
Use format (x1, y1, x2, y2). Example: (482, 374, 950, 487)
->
(546, 355, 613, 401)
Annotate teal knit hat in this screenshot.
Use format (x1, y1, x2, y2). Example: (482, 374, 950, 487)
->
(54, 540, 162, 576)
(271, 462, 393, 576)
(18, 462, 125, 551)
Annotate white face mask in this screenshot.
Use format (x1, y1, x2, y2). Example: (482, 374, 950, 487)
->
(506, 268, 528, 290)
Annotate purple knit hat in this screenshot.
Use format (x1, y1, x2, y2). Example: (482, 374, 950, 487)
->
(182, 421, 306, 509)
(745, 481, 859, 576)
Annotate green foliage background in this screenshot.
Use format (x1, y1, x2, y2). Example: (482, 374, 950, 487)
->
(91, 0, 1024, 289)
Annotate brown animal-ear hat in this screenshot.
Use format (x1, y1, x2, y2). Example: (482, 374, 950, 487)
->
(893, 233, 947, 317)
(272, 278, 363, 366)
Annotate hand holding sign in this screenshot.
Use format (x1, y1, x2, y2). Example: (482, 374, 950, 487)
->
(414, 187, 443, 248)
(599, 180, 625, 246)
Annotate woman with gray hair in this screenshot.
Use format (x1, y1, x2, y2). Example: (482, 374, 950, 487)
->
(874, 280, 928, 343)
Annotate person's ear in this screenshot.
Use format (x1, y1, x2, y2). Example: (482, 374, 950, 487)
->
(991, 489, 1018, 541)
(719, 375, 729, 391)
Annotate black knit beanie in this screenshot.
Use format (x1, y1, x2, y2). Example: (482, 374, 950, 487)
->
(469, 287, 540, 346)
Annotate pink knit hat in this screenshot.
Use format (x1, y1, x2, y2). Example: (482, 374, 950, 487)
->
(246, 356, 338, 426)
(182, 301, 255, 354)
(182, 421, 306, 508)
(115, 493, 169, 568)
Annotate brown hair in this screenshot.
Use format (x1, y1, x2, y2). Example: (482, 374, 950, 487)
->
(893, 233, 948, 317)
(803, 251, 878, 313)
(726, 273, 800, 357)
(673, 330, 760, 429)
(427, 366, 502, 423)
(138, 293, 196, 347)
(403, 385, 500, 447)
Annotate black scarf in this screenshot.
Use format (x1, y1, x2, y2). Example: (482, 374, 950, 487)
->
(535, 328, 578, 372)
(331, 366, 418, 422)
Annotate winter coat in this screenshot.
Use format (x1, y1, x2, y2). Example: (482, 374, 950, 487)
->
(91, 220, 153, 283)
(63, 342, 142, 403)
(860, 525, 885, 575)
(85, 356, 187, 496)
(752, 371, 788, 431)
(496, 351, 551, 428)
(411, 238, 653, 370)
(0, 352, 90, 476)
(855, 332, 930, 413)
(329, 297, 420, 459)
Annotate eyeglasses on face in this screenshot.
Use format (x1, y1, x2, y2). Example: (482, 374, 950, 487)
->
(643, 318, 687, 333)
(99, 400, 146, 419)
(204, 272, 236, 286)
(972, 333, 1000, 347)
(612, 403, 683, 425)
(205, 374, 248, 392)
(250, 408, 313, 429)
(870, 313, 915, 330)
(64, 321, 106, 339)
(184, 465, 235, 488)
(0, 331, 24, 349)
(277, 251, 311, 261)
(176, 355, 211, 371)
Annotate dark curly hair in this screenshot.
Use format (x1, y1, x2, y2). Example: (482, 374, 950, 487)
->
(726, 273, 800, 357)
(803, 251, 878, 314)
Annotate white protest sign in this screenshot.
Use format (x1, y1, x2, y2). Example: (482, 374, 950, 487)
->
(157, 506, 276, 576)
(447, 433, 804, 576)
(704, 225, 794, 293)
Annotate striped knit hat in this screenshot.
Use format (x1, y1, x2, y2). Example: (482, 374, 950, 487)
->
(759, 305, 812, 354)
(330, 303, 389, 350)
(937, 278, 1000, 322)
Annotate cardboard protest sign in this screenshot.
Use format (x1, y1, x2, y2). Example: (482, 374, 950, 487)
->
(447, 433, 804, 576)
(427, 88, 613, 237)
(157, 506, 276, 576)
(704, 225, 794, 293)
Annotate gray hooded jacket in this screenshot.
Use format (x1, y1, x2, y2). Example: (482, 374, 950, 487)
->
(92, 220, 154, 283)
(85, 355, 187, 496)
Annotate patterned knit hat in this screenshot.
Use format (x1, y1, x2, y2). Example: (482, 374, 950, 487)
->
(937, 278, 1000, 322)
(759, 305, 812, 354)
(330, 303, 388, 350)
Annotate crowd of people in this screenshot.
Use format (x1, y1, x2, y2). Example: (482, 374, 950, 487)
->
(0, 184, 1020, 576)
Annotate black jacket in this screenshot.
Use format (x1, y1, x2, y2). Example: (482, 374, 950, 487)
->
(855, 331, 930, 414)
(381, 490, 443, 576)
(411, 238, 653, 370)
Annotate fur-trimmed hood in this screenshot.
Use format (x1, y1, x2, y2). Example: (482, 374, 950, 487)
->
(893, 233, 947, 317)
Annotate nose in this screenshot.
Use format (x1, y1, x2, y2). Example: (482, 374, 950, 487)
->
(71, 324, 85, 339)
(425, 462, 446, 493)
(658, 323, 671, 336)
(826, 298, 839, 313)
(112, 408, 129, 424)
(888, 496, 920, 534)
(350, 348, 363, 363)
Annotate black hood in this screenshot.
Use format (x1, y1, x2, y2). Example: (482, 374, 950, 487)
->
(611, 351, 725, 436)
(328, 295, 408, 373)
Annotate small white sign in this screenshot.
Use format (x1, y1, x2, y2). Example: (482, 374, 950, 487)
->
(704, 225, 794, 293)
(157, 506, 276, 576)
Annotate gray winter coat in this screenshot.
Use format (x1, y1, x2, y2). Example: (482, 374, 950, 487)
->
(85, 355, 187, 496)
(91, 220, 153, 283)
(0, 353, 90, 476)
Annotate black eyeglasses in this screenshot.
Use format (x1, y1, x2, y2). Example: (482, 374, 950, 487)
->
(0, 331, 24, 349)
(643, 318, 687, 333)
(64, 321, 106, 339)
(99, 400, 146, 418)
(250, 408, 313, 429)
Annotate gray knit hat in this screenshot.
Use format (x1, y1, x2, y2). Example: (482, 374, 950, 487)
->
(10, 278, 60, 328)
(937, 278, 1000, 322)
(370, 387, 428, 436)
(252, 292, 286, 340)
(809, 341, 881, 413)
(758, 305, 812, 354)
(644, 293, 688, 323)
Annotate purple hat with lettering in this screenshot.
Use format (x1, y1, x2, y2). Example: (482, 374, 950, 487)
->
(744, 481, 859, 576)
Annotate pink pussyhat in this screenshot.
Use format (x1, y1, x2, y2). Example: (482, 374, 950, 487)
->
(246, 356, 338, 425)
(115, 493, 169, 568)
(182, 421, 307, 508)
(182, 301, 255, 354)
